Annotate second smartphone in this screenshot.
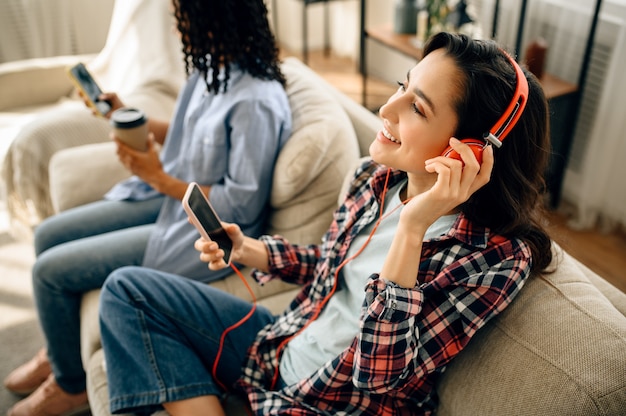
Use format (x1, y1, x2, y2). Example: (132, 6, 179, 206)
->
(67, 62, 112, 116)
(182, 182, 233, 265)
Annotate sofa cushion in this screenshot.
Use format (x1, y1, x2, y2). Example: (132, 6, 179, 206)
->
(208, 59, 362, 319)
(49, 141, 130, 214)
(267, 59, 360, 245)
(436, 244, 626, 415)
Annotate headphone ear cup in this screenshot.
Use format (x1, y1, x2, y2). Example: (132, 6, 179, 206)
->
(441, 138, 485, 165)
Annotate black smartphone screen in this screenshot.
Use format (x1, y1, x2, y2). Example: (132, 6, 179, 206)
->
(187, 184, 233, 264)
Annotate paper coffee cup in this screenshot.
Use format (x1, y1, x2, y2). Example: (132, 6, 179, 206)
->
(110, 107, 148, 151)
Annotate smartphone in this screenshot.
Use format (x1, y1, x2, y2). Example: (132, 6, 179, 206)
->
(182, 182, 233, 265)
(67, 62, 112, 116)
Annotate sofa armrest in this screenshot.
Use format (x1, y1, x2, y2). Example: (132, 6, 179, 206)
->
(574, 255, 626, 315)
(0, 54, 97, 111)
(437, 246, 626, 415)
(49, 141, 131, 213)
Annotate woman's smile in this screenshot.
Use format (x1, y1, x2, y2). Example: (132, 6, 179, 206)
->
(382, 126, 401, 143)
(378, 126, 401, 144)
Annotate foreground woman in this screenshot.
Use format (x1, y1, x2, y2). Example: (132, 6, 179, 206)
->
(99, 32, 552, 415)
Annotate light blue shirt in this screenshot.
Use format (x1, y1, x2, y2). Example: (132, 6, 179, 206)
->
(279, 180, 458, 384)
(105, 66, 292, 281)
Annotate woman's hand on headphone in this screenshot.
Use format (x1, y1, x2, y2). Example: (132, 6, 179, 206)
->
(401, 138, 494, 231)
(194, 222, 244, 270)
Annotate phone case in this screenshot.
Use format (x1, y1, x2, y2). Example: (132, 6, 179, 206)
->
(182, 182, 233, 265)
(67, 63, 112, 116)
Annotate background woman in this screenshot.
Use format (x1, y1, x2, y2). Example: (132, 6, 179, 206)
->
(3, 0, 291, 415)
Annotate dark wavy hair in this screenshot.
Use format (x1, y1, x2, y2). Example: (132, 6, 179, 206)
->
(172, 0, 286, 94)
(423, 32, 553, 273)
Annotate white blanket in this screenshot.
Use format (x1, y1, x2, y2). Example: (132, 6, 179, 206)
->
(2, 0, 185, 226)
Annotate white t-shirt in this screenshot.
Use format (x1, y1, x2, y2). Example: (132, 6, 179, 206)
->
(279, 180, 459, 385)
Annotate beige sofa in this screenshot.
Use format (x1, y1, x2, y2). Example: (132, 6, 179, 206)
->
(48, 57, 626, 415)
(1, 0, 185, 228)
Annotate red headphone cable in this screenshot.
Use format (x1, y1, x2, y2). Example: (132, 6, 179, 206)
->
(269, 169, 406, 390)
(212, 262, 257, 393)
(214, 168, 408, 397)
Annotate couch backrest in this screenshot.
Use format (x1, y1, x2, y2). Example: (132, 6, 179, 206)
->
(436, 244, 626, 415)
(208, 58, 364, 310)
(281, 57, 382, 159)
(264, 59, 361, 246)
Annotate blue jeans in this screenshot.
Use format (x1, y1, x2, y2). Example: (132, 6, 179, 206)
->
(32, 197, 164, 394)
(99, 267, 275, 414)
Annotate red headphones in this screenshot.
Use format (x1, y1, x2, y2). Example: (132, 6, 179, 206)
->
(442, 51, 529, 164)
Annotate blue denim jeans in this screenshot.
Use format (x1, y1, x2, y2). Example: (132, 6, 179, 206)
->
(32, 197, 164, 393)
(99, 266, 275, 415)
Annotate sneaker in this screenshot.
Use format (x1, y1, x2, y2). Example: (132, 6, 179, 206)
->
(6, 374, 89, 416)
(4, 348, 52, 396)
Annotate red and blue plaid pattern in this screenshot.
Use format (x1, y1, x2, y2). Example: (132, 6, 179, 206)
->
(241, 160, 531, 415)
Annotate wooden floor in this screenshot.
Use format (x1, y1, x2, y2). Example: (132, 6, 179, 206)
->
(281, 47, 626, 294)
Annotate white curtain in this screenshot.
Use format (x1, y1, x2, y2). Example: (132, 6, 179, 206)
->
(540, 0, 626, 232)
(88, 0, 186, 98)
(567, 20, 626, 231)
(0, 0, 114, 63)
(491, 0, 626, 232)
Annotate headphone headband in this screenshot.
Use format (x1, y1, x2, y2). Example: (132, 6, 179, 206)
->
(483, 51, 529, 148)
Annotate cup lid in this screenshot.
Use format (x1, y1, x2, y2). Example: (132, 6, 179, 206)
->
(110, 108, 146, 128)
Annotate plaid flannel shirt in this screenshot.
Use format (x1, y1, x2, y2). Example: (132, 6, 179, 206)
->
(239, 159, 532, 415)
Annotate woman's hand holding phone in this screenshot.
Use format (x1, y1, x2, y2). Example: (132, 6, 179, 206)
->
(98, 92, 125, 117)
(194, 222, 244, 270)
(184, 182, 237, 270)
(184, 183, 271, 273)
(67, 63, 124, 118)
(76, 90, 125, 118)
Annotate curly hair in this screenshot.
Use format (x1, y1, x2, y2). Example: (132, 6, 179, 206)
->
(172, 0, 286, 94)
(423, 32, 553, 274)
